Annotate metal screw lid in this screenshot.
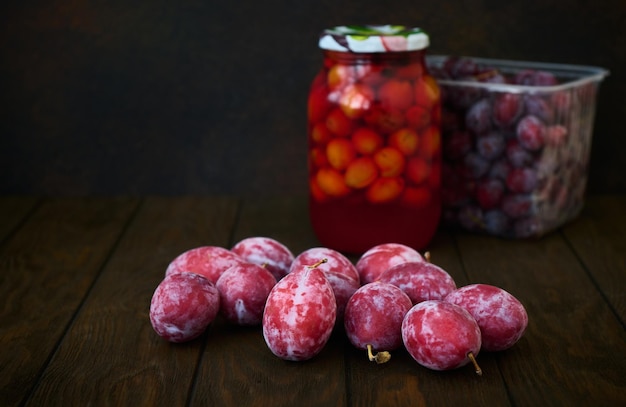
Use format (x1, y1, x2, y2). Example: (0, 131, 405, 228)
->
(319, 25, 430, 53)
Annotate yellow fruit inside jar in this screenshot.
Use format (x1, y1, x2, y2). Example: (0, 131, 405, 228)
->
(308, 25, 442, 254)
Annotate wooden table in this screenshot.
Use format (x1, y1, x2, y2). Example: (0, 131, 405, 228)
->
(1, 195, 625, 406)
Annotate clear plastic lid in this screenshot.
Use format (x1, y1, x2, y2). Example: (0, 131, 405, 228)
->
(426, 55, 609, 93)
(319, 25, 429, 53)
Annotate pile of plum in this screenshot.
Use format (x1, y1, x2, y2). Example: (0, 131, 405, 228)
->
(428, 56, 599, 237)
(150, 237, 528, 374)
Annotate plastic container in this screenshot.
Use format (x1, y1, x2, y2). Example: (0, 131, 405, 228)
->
(426, 55, 608, 238)
(308, 25, 442, 254)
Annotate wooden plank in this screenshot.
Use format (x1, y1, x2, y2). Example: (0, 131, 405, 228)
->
(24, 196, 240, 407)
(0, 197, 139, 407)
(191, 195, 348, 406)
(230, 194, 320, 256)
(194, 322, 349, 407)
(561, 194, 626, 324)
(346, 230, 513, 406)
(0, 196, 40, 241)
(454, 230, 626, 406)
(6, 194, 622, 406)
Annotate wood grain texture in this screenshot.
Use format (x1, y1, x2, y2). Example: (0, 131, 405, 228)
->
(193, 322, 348, 407)
(1, 195, 625, 407)
(562, 195, 626, 325)
(0, 197, 139, 407)
(23, 196, 240, 407)
(0, 196, 39, 241)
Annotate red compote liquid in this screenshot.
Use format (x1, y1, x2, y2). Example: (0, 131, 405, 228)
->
(308, 25, 442, 254)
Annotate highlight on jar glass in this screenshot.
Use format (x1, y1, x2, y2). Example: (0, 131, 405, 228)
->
(426, 55, 608, 238)
(308, 25, 442, 254)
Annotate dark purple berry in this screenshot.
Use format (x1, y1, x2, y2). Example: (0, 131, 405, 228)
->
(483, 210, 510, 235)
(488, 158, 512, 181)
(532, 71, 558, 86)
(476, 132, 506, 161)
(493, 93, 523, 128)
(444, 57, 480, 79)
(462, 152, 490, 179)
(514, 69, 558, 86)
(516, 115, 545, 151)
(501, 194, 534, 219)
(506, 139, 535, 168)
(465, 99, 492, 135)
(514, 69, 537, 85)
(482, 72, 506, 84)
(476, 178, 505, 210)
(506, 167, 538, 194)
(524, 95, 555, 124)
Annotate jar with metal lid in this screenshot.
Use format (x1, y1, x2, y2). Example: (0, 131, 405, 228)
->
(307, 25, 442, 254)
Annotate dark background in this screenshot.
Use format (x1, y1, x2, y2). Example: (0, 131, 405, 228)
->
(1, 0, 625, 197)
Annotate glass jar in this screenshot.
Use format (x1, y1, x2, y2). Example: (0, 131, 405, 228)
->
(308, 25, 442, 254)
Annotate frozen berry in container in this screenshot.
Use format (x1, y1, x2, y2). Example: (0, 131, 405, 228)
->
(427, 54, 607, 238)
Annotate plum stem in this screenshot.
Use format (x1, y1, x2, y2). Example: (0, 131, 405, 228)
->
(307, 258, 328, 269)
(424, 251, 431, 263)
(367, 344, 391, 364)
(467, 352, 482, 376)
